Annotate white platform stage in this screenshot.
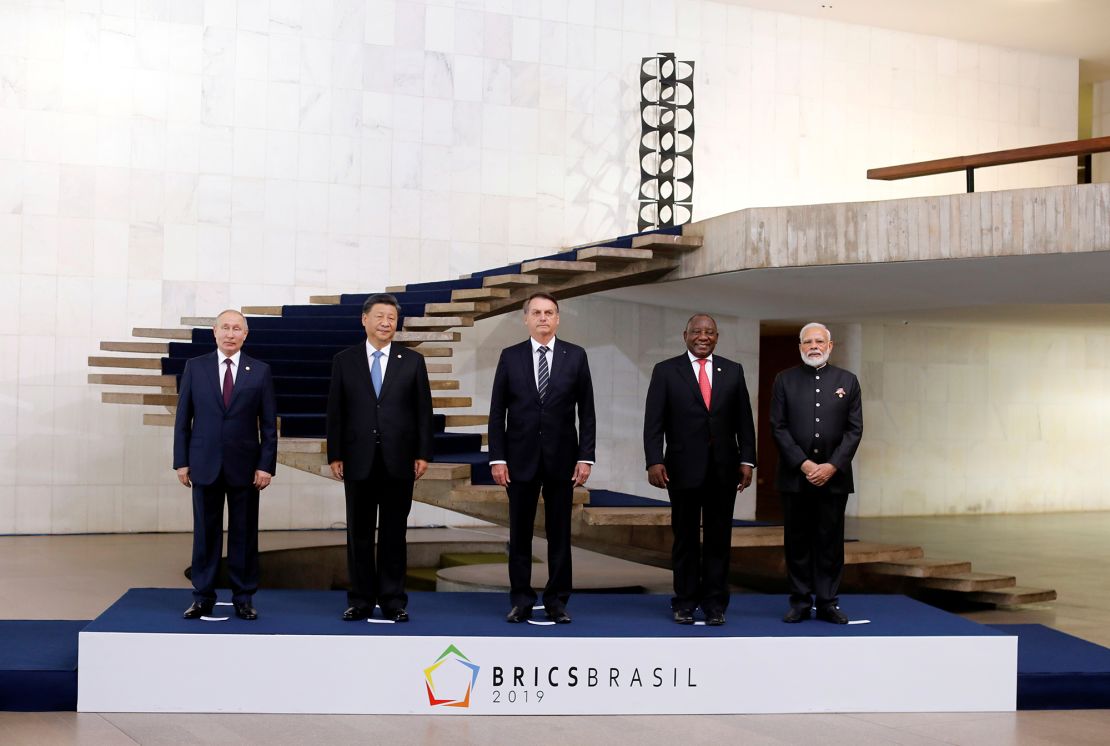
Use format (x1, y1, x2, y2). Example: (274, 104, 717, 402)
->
(77, 590, 1016, 714)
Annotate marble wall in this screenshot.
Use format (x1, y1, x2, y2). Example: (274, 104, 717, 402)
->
(854, 321, 1110, 516)
(0, 0, 1080, 533)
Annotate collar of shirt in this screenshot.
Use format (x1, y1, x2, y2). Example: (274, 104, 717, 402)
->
(687, 351, 713, 385)
(366, 340, 392, 375)
(220, 350, 242, 382)
(530, 336, 556, 354)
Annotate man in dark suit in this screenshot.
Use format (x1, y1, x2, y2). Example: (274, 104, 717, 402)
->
(644, 313, 757, 626)
(489, 292, 596, 624)
(327, 293, 434, 622)
(771, 322, 863, 624)
(173, 309, 277, 621)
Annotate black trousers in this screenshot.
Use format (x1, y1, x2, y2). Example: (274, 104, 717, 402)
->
(191, 471, 259, 605)
(506, 461, 573, 612)
(781, 484, 849, 610)
(343, 450, 414, 613)
(667, 471, 737, 614)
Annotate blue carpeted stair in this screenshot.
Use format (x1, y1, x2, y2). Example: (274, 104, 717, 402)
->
(159, 227, 685, 476)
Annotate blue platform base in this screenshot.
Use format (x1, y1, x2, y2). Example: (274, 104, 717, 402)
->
(0, 621, 87, 712)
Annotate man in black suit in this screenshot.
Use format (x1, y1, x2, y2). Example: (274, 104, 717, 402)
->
(327, 293, 434, 622)
(173, 309, 277, 621)
(771, 322, 863, 624)
(489, 292, 596, 624)
(644, 313, 756, 626)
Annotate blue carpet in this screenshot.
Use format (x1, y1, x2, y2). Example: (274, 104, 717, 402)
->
(990, 624, 1110, 710)
(0, 621, 86, 711)
(86, 589, 997, 640)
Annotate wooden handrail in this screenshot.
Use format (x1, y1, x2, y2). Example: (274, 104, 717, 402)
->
(867, 135, 1110, 192)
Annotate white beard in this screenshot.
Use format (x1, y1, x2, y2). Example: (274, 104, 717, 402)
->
(800, 350, 829, 368)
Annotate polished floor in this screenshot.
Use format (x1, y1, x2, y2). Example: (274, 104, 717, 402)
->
(2, 513, 1110, 745)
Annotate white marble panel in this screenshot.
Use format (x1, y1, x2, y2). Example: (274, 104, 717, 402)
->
(15, 485, 52, 533)
(483, 57, 511, 104)
(511, 16, 540, 63)
(425, 5, 455, 53)
(392, 94, 424, 142)
(300, 37, 333, 87)
(483, 10, 513, 59)
(394, 1, 426, 49)
(365, 0, 397, 46)
(389, 187, 421, 238)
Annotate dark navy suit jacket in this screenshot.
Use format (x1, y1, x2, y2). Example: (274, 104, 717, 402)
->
(172, 351, 278, 487)
(487, 338, 596, 481)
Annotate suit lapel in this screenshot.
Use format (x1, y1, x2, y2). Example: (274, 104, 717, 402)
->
(517, 341, 539, 402)
(354, 343, 376, 401)
(227, 353, 256, 409)
(377, 346, 403, 401)
(679, 355, 708, 411)
(205, 351, 228, 411)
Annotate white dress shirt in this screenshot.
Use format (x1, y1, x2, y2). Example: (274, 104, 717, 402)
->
(218, 350, 242, 384)
(366, 341, 392, 379)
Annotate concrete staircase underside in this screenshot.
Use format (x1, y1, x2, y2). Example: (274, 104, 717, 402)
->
(86, 190, 1083, 607)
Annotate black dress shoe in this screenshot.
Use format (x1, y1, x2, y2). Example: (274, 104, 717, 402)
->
(505, 606, 532, 623)
(782, 606, 811, 623)
(545, 609, 571, 624)
(673, 609, 695, 624)
(342, 606, 370, 621)
(183, 601, 214, 619)
(817, 606, 849, 624)
(385, 608, 409, 623)
(234, 602, 258, 620)
(705, 611, 726, 626)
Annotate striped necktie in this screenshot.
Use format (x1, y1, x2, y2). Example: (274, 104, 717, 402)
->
(537, 346, 549, 401)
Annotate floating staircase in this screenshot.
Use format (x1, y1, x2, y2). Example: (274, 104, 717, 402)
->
(89, 226, 1055, 608)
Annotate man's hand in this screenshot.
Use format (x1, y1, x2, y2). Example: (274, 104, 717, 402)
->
(572, 462, 591, 487)
(800, 459, 818, 477)
(491, 463, 510, 487)
(414, 459, 428, 480)
(737, 464, 753, 492)
(329, 460, 344, 480)
(647, 463, 669, 489)
(176, 467, 191, 487)
(253, 470, 272, 490)
(806, 463, 837, 487)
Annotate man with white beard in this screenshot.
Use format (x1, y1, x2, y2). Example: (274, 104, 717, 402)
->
(770, 323, 863, 624)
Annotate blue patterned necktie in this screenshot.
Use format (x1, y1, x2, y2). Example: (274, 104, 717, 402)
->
(371, 350, 383, 396)
(537, 346, 549, 401)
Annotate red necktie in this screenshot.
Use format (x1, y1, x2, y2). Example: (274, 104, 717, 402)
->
(697, 358, 711, 409)
(222, 358, 233, 407)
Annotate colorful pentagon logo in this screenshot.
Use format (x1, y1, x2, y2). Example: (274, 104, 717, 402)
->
(424, 644, 481, 707)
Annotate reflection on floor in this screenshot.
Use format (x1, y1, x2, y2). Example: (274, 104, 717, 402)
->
(2, 512, 1110, 743)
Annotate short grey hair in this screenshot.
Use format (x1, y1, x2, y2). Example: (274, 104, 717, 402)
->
(214, 309, 248, 330)
(799, 322, 831, 342)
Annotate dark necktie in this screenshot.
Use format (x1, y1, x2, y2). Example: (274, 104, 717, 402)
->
(222, 358, 233, 407)
(537, 346, 549, 401)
